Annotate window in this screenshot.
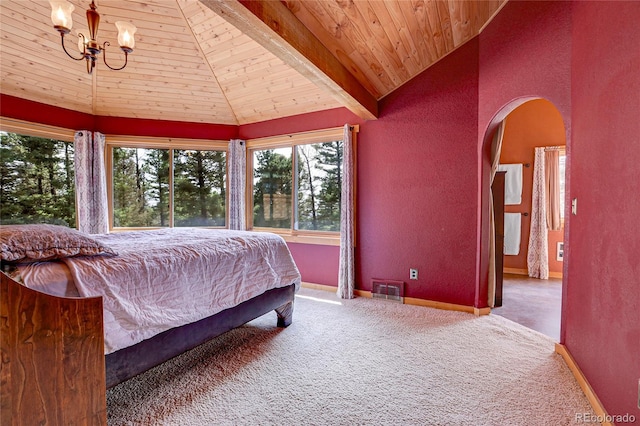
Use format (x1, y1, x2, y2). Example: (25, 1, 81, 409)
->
(107, 137, 227, 229)
(112, 147, 170, 227)
(253, 147, 293, 229)
(0, 127, 76, 227)
(173, 149, 226, 227)
(296, 141, 343, 232)
(248, 127, 353, 244)
(559, 152, 566, 219)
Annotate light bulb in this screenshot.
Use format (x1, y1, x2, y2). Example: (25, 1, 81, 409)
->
(115, 21, 136, 51)
(49, 0, 74, 31)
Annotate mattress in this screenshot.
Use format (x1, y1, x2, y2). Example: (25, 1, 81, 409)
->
(13, 228, 301, 354)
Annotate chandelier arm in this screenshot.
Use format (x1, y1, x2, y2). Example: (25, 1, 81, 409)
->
(102, 41, 128, 71)
(60, 32, 85, 61)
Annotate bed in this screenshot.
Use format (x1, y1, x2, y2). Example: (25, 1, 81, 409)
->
(0, 224, 301, 425)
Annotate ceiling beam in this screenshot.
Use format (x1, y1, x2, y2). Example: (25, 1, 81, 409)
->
(199, 0, 378, 120)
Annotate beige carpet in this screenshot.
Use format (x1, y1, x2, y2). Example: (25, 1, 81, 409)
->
(107, 288, 595, 425)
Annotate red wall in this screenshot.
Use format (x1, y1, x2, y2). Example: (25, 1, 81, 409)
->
(478, 1, 572, 130)
(238, 35, 481, 304)
(499, 99, 565, 275)
(0, 94, 238, 141)
(358, 39, 480, 306)
(477, 0, 573, 307)
(1, 94, 95, 130)
(243, 40, 481, 308)
(568, 1, 640, 420)
(95, 116, 237, 140)
(287, 243, 340, 287)
(239, 108, 363, 140)
(479, 0, 640, 420)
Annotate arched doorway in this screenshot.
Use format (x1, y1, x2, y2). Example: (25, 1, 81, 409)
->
(482, 98, 567, 341)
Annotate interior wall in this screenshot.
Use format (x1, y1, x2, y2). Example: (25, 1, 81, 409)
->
(358, 39, 480, 306)
(568, 0, 640, 419)
(479, 0, 639, 418)
(476, 0, 572, 307)
(499, 99, 565, 276)
(287, 243, 340, 287)
(0, 94, 238, 141)
(1, 94, 95, 130)
(95, 116, 238, 140)
(238, 108, 363, 140)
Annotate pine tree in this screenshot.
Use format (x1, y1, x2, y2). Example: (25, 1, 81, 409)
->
(174, 150, 226, 226)
(296, 144, 318, 230)
(0, 133, 75, 226)
(113, 147, 143, 227)
(144, 149, 170, 227)
(314, 141, 342, 231)
(253, 149, 292, 228)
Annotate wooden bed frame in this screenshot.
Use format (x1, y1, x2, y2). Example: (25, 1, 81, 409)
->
(0, 272, 296, 425)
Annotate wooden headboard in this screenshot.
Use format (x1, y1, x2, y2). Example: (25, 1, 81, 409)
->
(0, 272, 107, 425)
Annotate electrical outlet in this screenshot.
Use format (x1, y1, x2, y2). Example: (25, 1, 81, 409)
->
(409, 268, 418, 280)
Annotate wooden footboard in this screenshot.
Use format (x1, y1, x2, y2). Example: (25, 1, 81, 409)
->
(0, 272, 107, 425)
(1, 270, 296, 422)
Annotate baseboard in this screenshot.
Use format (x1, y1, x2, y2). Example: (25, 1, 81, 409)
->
(301, 282, 337, 292)
(503, 267, 528, 275)
(474, 307, 492, 316)
(404, 297, 491, 316)
(503, 268, 563, 279)
(300, 282, 490, 316)
(301, 281, 370, 297)
(555, 343, 613, 426)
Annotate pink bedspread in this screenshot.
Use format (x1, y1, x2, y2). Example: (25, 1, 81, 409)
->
(61, 228, 300, 354)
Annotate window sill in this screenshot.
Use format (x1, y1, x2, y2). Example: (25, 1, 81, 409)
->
(282, 234, 340, 246)
(251, 228, 340, 246)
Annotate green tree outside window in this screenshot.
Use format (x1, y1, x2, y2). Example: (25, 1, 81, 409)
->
(0, 132, 75, 227)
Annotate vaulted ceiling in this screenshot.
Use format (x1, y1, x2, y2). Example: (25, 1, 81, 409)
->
(0, 0, 506, 125)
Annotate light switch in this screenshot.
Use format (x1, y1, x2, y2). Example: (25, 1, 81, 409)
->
(571, 198, 578, 215)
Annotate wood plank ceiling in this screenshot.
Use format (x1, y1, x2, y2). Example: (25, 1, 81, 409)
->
(0, 0, 505, 126)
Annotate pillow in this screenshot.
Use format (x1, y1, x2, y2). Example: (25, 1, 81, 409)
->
(0, 224, 116, 263)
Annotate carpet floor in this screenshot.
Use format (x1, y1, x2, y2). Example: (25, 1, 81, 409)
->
(107, 288, 595, 425)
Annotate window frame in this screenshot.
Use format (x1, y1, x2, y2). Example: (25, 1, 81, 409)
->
(0, 117, 77, 227)
(246, 126, 357, 246)
(0, 118, 75, 143)
(105, 135, 229, 232)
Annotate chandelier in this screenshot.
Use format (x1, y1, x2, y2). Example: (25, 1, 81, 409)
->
(49, 0, 137, 74)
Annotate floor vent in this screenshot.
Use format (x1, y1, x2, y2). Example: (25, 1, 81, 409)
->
(371, 279, 405, 303)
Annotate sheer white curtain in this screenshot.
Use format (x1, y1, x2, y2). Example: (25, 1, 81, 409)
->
(337, 124, 355, 299)
(527, 147, 549, 279)
(545, 148, 562, 231)
(228, 139, 246, 230)
(74, 131, 109, 234)
(488, 120, 506, 307)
